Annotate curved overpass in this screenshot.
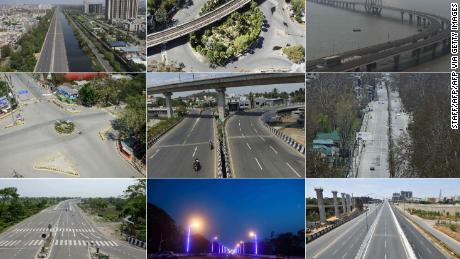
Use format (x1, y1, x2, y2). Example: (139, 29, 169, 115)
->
(147, 0, 251, 48)
(306, 0, 451, 71)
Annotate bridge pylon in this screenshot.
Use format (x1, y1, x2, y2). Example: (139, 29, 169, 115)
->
(364, 0, 382, 15)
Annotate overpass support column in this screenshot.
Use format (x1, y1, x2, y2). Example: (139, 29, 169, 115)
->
(393, 55, 400, 71)
(216, 88, 226, 121)
(409, 13, 413, 24)
(315, 188, 327, 224)
(164, 92, 173, 118)
(341, 193, 347, 214)
(346, 194, 352, 212)
(423, 17, 427, 27)
(400, 11, 404, 23)
(332, 191, 339, 217)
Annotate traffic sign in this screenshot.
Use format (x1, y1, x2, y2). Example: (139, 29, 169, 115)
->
(18, 90, 28, 95)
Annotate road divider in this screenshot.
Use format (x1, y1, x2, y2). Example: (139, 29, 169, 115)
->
(260, 118, 305, 155)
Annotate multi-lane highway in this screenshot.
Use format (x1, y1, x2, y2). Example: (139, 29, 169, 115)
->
(306, 200, 448, 259)
(0, 200, 145, 259)
(0, 74, 139, 177)
(357, 82, 390, 178)
(35, 7, 69, 72)
(226, 110, 304, 178)
(147, 110, 216, 178)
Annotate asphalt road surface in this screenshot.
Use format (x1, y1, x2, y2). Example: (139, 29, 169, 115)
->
(306, 201, 447, 259)
(147, 110, 216, 178)
(35, 7, 69, 72)
(0, 200, 145, 259)
(226, 110, 304, 178)
(148, 0, 305, 72)
(357, 82, 390, 177)
(0, 74, 139, 177)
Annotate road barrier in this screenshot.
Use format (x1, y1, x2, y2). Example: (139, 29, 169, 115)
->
(261, 120, 305, 155)
(126, 236, 146, 249)
(221, 130, 232, 178)
(306, 210, 366, 243)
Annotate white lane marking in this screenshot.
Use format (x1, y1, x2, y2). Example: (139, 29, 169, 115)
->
(149, 149, 160, 159)
(286, 163, 301, 177)
(246, 143, 252, 150)
(270, 145, 278, 154)
(388, 202, 417, 259)
(192, 146, 198, 157)
(259, 136, 266, 142)
(190, 118, 200, 132)
(238, 122, 241, 127)
(254, 158, 263, 170)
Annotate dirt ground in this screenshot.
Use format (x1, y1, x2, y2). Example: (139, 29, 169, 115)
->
(434, 224, 460, 243)
(280, 127, 305, 145)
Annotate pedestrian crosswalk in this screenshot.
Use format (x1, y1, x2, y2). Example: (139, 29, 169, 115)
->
(0, 240, 43, 247)
(0, 239, 118, 247)
(14, 228, 95, 233)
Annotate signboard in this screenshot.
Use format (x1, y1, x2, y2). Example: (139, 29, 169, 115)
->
(18, 89, 28, 95)
(0, 96, 10, 108)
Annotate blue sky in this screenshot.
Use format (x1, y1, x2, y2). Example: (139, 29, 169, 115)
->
(306, 179, 460, 199)
(147, 73, 304, 97)
(0, 179, 136, 197)
(148, 179, 305, 247)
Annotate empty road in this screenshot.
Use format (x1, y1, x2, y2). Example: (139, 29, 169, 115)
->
(0, 74, 139, 177)
(0, 200, 145, 259)
(35, 7, 69, 72)
(147, 110, 216, 178)
(306, 201, 448, 259)
(357, 81, 390, 177)
(226, 110, 304, 178)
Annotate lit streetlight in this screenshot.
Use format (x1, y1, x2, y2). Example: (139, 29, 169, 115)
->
(211, 236, 218, 253)
(186, 218, 202, 253)
(249, 231, 258, 255)
(240, 240, 245, 254)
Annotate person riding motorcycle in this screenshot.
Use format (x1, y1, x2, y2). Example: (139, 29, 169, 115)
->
(209, 139, 213, 149)
(193, 158, 201, 171)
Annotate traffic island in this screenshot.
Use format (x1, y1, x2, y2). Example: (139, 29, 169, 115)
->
(88, 245, 110, 259)
(34, 231, 55, 259)
(54, 120, 75, 135)
(33, 152, 80, 177)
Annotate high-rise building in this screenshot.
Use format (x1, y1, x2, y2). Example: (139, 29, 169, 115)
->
(89, 3, 103, 14)
(84, 0, 90, 13)
(105, 0, 138, 22)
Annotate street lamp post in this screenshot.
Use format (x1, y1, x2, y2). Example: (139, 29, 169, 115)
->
(249, 232, 258, 255)
(185, 219, 201, 253)
(240, 240, 244, 254)
(212, 236, 218, 253)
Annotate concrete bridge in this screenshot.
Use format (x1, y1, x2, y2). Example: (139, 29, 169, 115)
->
(147, 73, 304, 120)
(147, 0, 251, 48)
(306, 0, 451, 72)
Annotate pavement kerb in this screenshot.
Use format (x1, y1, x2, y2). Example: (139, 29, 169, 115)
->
(33, 230, 56, 259)
(33, 165, 80, 177)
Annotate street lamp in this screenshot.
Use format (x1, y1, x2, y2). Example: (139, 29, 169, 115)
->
(249, 231, 258, 255)
(186, 218, 202, 253)
(240, 240, 244, 254)
(211, 236, 218, 253)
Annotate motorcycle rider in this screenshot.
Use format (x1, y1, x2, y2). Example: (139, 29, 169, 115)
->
(193, 158, 200, 171)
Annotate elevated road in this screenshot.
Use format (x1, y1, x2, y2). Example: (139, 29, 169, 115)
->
(226, 110, 304, 178)
(147, 0, 251, 48)
(0, 200, 145, 259)
(147, 110, 216, 178)
(35, 8, 69, 72)
(306, 0, 450, 72)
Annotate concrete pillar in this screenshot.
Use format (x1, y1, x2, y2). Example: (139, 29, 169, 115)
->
(341, 193, 347, 214)
(346, 194, 352, 213)
(164, 92, 173, 118)
(315, 188, 327, 224)
(332, 191, 339, 218)
(423, 18, 426, 27)
(409, 13, 413, 24)
(393, 54, 400, 71)
(216, 88, 226, 121)
(401, 11, 404, 23)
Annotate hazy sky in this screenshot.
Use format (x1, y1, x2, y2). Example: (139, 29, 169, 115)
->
(149, 179, 304, 247)
(306, 179, 460, 199)
(0, 179, 137, 197)
(147, 73, 304, 97)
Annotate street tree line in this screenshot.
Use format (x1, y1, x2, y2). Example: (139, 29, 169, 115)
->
(305, 74, 380, 177)
(79, 180, 146, 241)
(391, 73, 460, 177)
(0, 187, 64, 233)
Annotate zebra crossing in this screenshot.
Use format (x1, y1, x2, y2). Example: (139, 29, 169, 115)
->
(0, 239, 118, 247)
(54, 240, 119, 247)
(14, 228, 95, 233)
(0, 240, 43, 247)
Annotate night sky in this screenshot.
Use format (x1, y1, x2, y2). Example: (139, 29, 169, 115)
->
(148, 179, 305, 247)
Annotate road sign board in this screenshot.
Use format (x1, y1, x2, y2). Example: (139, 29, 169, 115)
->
(18, 90, 28, 95)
